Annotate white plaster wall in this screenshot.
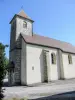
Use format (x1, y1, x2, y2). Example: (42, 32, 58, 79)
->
(16, 17, 32, 40)
(62, 53, 75, 79)
(49, 49, 59, 81)
(26, 45, 42, 84)
(26, 44, 59, 84)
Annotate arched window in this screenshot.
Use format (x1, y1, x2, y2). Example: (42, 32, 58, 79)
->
(51, 53, 56, 64)
(68, 54, 72, 64)
(23, 21, 27, 28)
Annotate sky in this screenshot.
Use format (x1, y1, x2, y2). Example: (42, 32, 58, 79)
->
(0, 0, 75, 58)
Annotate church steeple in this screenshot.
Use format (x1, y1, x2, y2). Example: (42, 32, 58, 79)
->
(9, 10, 34, 85)
(10, 10, 34, 43)
(10, 10, 34, 24)
(18, 10, 31, 19)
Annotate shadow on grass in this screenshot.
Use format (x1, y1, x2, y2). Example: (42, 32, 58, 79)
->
(30, 91, 75, 100)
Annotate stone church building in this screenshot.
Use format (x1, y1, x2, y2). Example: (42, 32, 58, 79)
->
(8, 10, 75, 85)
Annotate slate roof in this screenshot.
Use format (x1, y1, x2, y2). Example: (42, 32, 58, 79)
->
(21, 33, 75, 54)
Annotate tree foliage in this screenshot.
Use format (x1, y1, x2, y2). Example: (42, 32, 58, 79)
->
(4, 57, 9, 76)
(0, 43, 8, 99)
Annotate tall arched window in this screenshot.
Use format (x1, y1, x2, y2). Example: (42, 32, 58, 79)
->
(68, 54, 72, 64)
(23, 21, 27, 28)
(51, 53, 56, 64)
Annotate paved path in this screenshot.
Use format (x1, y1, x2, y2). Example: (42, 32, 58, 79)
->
(3, 79, 75, 99)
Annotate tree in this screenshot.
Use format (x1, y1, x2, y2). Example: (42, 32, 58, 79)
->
(0, 43, 8, 99)
(4, 57, 9, 76)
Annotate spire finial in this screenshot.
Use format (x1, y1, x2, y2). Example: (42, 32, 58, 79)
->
(21, 6, 23, 10)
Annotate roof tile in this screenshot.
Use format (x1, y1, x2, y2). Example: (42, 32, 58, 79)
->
(18, 10, 31, 19)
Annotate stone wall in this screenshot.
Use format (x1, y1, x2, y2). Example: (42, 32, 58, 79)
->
(57, 50, 64, 79)
(9, 35, 22, 85)
(10, 19, 16, 50)
(14, 49, 21, 84)
(21, 38, 27, 85)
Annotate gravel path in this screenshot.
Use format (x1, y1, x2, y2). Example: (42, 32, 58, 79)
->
(3, 79, 75, 99)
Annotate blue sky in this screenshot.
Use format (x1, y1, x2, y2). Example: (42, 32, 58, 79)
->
(0, 0, 75, 58)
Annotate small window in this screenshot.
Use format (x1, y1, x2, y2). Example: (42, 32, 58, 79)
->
(68, 54, 72, 64)
(23, 21, 27, 28)
(51, 53, 56, 64)
(32, 66, 34, 70)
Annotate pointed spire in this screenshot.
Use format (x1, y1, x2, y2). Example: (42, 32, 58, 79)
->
(10, 10, 34, 24)
(18, 10, 30, 19)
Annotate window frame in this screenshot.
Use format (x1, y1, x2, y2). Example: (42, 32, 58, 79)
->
(68, 54, 72, 64)
(23, 21, 27, 28)
(51, 53, 56, 64)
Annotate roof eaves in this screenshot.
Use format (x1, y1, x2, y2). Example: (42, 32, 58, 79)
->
(26, 42, 75, 54)
(9, 14, 17, 24)
(20, 33, 27, 43)
(21, 34, 75, 54)
(17, 14, 34, 22)
(10, 14, 34, 24)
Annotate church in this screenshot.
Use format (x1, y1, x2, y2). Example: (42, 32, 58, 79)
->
(8, 10, 75, 86)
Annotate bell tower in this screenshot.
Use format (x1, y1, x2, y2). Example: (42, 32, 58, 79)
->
(9, 10, 34, 85)
(10, 10, 34, 49)
(16, 10, 34, 40)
